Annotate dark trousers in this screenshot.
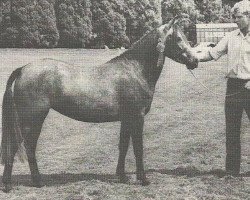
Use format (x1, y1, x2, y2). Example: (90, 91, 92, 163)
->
(225, 78, 250, 174)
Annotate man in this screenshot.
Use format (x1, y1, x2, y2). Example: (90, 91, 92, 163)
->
(194, 0, 250, 176)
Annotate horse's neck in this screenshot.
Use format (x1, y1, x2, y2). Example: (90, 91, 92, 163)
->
(129, 34, 159, 66)
(118, 33, 164, 84)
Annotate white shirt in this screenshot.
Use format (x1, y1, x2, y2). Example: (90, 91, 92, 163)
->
(209, 29, 250, 79)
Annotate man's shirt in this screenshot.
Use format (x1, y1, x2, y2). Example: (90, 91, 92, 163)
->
(209, 29, 250, 80)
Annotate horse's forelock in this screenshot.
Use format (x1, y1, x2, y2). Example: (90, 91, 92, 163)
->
(162, 16, 180, 33)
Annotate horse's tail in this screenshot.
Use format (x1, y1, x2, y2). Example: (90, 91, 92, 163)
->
(0, 67, 27, 165)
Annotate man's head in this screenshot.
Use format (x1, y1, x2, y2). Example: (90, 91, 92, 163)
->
(231, 0, 250, 31)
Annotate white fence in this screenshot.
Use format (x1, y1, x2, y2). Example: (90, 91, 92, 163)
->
(196, 23, 238, 44)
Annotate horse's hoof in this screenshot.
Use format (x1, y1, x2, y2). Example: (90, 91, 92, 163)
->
(137, 177, 150, 186)
(136, 172, 150, 186)
(141, 179, 150, 186)
(3, 184, 12, 193)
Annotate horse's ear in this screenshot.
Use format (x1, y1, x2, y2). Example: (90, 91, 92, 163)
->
(163, 16, 180, 33)
(163, 14, 191, 32)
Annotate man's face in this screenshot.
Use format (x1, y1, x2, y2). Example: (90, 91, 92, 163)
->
(233, 12, 250, 30)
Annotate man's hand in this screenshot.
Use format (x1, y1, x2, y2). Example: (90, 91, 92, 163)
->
(190, 47, 214, 62)
(245, 81, 250, 90)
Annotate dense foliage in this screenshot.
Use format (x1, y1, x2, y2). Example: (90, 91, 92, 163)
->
(90, 0, 129, 48)
(55, 0, 92, 48)
(0, 0, 242, 48)
(162, 0, 239, 23)
(194, 0, 223, 23)
(162, 0, 199, 23)
(0, 0, 59, 48)
(90, 0, 161, 47)
(222, 0, 241, 7)
(124, 0, 162, 44)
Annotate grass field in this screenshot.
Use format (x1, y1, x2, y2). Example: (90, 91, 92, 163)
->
(0, 49, 249, 200)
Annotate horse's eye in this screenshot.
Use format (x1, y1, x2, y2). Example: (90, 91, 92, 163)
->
(174, 36, 181, 42)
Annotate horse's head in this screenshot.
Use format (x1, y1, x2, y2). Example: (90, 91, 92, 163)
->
(157, 18, 198, 70)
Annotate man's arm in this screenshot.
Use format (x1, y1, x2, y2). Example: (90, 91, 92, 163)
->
(192, 33, 230, 63)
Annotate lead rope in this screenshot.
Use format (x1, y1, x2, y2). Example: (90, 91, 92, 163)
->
(188, 69, 243, 97)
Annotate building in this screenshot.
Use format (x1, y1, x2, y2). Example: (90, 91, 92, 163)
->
(196, 23, 238, 44)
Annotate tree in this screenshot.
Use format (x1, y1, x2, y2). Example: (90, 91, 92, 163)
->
(161, 0, 199, 46)
(90, 0, 162, 48)
(0, 0, 20, 47)
(55, 0, 92, 48)
(162, 0, 200, 23)
(0, 0, 59, 48)
(195, 0, 223, 23)
(124, 0, 162, 44)
(222, 0, 241, 7)
(219, 4, 232, 23)
(0, 0, 165, 48)
(90, 0, 129, 48)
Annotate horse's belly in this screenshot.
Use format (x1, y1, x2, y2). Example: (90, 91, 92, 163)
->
(52, 97, 120, 123)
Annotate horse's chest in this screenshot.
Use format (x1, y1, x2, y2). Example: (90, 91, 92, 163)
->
(118, 79, 154, 108)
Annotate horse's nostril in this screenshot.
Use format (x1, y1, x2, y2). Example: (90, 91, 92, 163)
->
(186, 58, 198, 70)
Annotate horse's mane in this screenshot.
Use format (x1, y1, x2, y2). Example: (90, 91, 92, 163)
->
(129, 28, 158, 50)
(111, 28, 159, 61)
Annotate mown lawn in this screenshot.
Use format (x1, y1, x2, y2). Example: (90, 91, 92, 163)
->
(0, 49, 249, 200)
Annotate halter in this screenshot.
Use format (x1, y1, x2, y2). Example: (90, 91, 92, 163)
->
(156, 24, 178, 68)
(156, 18, 177, 68)
(156, 39, 166, 68)
(156, 16, 193, 68)
(156, 24, 188, 68)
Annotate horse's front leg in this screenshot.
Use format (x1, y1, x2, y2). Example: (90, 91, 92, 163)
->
(130, 114, 150, 186)
(116, 118, 131, 183)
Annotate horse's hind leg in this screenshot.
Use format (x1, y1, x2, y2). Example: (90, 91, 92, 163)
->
(2, 138, 18, 192)
(21, 111, 48, 187)
(116, 119, 131, 182)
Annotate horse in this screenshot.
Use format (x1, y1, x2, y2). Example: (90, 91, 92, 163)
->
(0, 17, 198, 192)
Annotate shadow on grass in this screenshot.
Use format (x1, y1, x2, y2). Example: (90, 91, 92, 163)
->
(147, 166, 250, 178)
(0, 173, 120, 188)
(0, 166, 249, 189)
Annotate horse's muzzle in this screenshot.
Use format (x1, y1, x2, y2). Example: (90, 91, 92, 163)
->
(186, 58, 198, 70)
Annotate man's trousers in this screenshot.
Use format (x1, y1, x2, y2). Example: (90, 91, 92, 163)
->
(225, 78, 250, 175)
